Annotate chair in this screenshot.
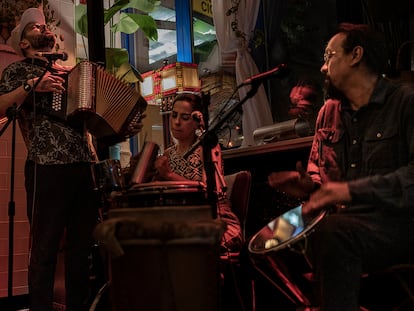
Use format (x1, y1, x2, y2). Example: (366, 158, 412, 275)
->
(224, 170, 252, 241)
(221, 170, 255, 311)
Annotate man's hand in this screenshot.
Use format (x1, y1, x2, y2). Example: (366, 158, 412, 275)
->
(30, 73, 66, 93)
(302, 181, 351, 216)
(267, 161, 314, 199)
(128, 114, 147, 137)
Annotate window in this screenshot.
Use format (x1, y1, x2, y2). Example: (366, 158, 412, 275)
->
(134, 0, 219, 153)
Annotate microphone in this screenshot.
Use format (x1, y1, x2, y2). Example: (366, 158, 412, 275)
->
(240, 64, 288, 87)
(34, 52, 68, 61)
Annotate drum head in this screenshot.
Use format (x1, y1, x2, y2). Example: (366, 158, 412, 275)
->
(248, 205, 326, 254)
(126, 181, 207, 207)
(129, 181, 206, 193)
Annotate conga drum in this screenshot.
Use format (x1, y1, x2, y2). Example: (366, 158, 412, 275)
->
(108, 180, 213, 221)
(126, 180, 207, 207)
(248, 205, 326, 307)
(98, 181, 223, 311)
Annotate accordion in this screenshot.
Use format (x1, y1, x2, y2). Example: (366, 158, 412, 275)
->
(49, 60, 147, 143)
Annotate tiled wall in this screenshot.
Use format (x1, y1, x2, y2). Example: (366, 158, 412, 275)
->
(0, 119, 29, 298)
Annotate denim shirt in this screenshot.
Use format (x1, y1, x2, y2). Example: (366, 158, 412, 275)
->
(307, 77, 414, 210)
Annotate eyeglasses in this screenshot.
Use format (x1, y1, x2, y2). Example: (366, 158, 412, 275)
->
(323, 50, 337, 63)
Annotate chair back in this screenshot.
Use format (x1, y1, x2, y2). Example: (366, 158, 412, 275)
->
(224, 170, 252, 241)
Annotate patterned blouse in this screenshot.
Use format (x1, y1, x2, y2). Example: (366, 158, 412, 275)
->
(165, 144, 204, 182)
(0, 58, 94, 165)
(164, 142, 242, 252)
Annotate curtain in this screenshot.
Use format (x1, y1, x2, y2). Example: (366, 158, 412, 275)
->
(212, 0, 273, 147)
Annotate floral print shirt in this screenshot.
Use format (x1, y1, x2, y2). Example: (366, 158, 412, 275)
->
(0, 58, 94, 164)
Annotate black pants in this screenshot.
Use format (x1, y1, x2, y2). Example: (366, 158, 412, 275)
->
(310, 207, 414, 311)
(25, 161, 99, 311)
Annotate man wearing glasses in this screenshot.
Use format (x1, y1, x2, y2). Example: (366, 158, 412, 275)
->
(267, 23, 414, 310)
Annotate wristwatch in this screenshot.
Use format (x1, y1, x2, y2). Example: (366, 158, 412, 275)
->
(23, 81, 32, 92)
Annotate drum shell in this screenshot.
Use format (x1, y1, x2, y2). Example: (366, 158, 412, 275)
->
(92, 159, 125, 191)
(99, 184, 222, 311)
(100, 208, 223, 311)
(108, 204, 214, 223)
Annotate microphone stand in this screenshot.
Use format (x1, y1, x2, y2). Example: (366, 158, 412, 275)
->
(184, 83, 261, 219)
(201, 130, 219, 219)
(184, 82, 261, 158)
(0, 59, 53, 310)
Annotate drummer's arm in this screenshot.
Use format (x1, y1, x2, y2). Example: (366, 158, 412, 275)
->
(164, 173, 189, 182)
(267, 161, 316, 199)
(302, 181, 351, 215)
(153, 155, 189, 182)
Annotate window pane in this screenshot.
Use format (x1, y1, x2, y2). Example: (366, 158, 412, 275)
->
(149, 29, 177, 64)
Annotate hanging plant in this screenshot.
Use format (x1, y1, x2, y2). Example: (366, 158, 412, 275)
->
(225, 0, 264, 49)
(225, 0, 247, 44)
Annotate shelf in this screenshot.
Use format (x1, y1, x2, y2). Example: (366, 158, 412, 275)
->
(222, 136, 314, 160)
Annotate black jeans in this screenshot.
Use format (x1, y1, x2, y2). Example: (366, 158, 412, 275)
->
(310, 207, 414, 311)
(25, 161, 99, 311)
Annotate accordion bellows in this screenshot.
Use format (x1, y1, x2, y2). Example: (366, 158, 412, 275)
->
(52, 60, 147, 142)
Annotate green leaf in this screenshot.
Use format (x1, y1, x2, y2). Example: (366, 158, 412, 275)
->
(74, 4, 88, 37)
(104, 0, 130, 24)
(115, 62, 143, 83)
(127, 0, 161, 12)
(105, 48, 130, 72)
(104, 0, 160, 24)
(75, 1, 159, 42)
(111, 12, 158, 41)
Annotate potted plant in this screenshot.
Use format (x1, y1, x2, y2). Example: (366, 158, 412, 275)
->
(74, 0, 159, 83)
(74, 0, 160, 162)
